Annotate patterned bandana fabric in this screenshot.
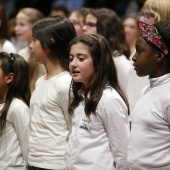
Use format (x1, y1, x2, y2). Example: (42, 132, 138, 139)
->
(138, 22, 169, 55)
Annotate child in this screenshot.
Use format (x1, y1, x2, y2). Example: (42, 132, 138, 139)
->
(0, 6, 16, 53)
(83, 8, 132, 96)
(123, 14, 140, 62)
(0, 52, 31, 169)
(127, 0, 170, 111)
(66, 34, 129, 170)
(15, 7, 45, 92)
(28, 16, 76, 170)
(128, 21, 170, 169)
(139, 0, 170, 25)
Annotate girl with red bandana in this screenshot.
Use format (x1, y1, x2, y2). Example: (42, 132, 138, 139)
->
(128, 21, 170, 169)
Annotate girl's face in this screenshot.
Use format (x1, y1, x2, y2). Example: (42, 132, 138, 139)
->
(133, 36, 159, 78)
(0, 65, 7, 93)
(69, 11, 84, 36)
(123, 17, 139, 44)
(15, 12, 33, 43)
(83, 14, 97, 35)
(69, 42, 95, 88)
(0, 60, 13, 98)
(29, 36, 47, 64)
(139, 12, 155, 25)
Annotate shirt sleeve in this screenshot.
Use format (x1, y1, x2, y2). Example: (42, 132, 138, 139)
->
(163, 105, 170, 125)
(10, 105, 30, 164)
(102, 97, 129, 170)
(59, 82, 72, 132)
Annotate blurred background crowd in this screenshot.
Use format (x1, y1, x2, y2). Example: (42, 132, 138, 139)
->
(1, 0, 145, 20)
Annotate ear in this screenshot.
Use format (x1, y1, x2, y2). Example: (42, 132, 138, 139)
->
(5, 73, 14, 84)
(50, 38, 55, 43)
(156, 52, 165, 63)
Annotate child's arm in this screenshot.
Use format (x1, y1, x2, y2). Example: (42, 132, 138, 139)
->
(59, 83, 72, 132)
(102, 97, 129, 170)
(10, 105, 30, 164)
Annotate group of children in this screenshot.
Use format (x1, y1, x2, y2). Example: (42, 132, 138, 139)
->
(0, 0, 170, 170)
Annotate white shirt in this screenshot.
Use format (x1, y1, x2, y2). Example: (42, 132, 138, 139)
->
(0, 40, 16, 53)
(66, 87, 129, 170)
(126, 67, 149, 112)
(113, 54, 132, 96)
(28, 72, 72, 170)
(0, 98, 30, 170)
(128, 73, 170, 170)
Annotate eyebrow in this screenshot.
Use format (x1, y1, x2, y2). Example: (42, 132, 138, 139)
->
(70, 53, 88, 57)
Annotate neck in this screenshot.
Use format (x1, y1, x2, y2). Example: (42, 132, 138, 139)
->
(44, 61, 66, 80)
(0, 94, 6, 104)
(150, 68, 170, 78)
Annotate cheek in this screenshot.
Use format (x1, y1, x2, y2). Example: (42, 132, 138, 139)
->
(69, 63, 72, 71)
(91, 28, 97, 34)
(74, 25, 83, 36)
(23, 26, 32, 35)
(84, 64, 95, 77)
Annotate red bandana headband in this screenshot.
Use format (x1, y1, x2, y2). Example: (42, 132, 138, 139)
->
(138, 22, 169, 55)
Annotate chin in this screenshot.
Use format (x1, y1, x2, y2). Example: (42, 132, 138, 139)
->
(136, 72, 147, 77)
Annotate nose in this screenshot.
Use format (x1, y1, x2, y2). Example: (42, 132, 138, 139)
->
(82, 24, 87, 31)
(132, 53, 136, 62)
(14, 25, 18, 32)
(124, 26, 130, 33)
(139, 16, 145, 23)
(29, 41, 33, 49)
(69, 57, 78, 68)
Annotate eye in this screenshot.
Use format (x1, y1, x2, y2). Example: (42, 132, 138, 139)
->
(136, 46, 142, 54)
(69, 56, 73, 62)
(79, 57, 84, 61)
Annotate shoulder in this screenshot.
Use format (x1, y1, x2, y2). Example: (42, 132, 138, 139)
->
(100, 87, 127, 108)
(52, 71, 72, 87)
(57, 72, 72, 94)
(18, 47, 30, 61)
(2, 40, 16, 53)
(113, 54, 130, 64)
(7, 98, 30, 124)
(35, 75, 46, 87)
(97, 87, 128, 118)
(141, 85, 150, 96)
(113, 54, 132, 70)
(9, 98, 28, 111)
(8, 98, 29, 117)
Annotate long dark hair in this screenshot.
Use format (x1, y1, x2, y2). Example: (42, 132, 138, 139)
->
(90, 8, 130, 59)
(32, 16, 76, 71)
(0, 52, 31, 134)
(69, 34, 129, 116)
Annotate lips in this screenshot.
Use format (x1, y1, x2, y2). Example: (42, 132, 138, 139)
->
(71, 70, 80, 75)
(133, 64, 138, 70)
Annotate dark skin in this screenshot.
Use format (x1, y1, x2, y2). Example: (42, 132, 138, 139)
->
(133, 36, 169, 78)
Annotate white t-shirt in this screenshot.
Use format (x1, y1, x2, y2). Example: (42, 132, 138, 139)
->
(0, 98, 30, 170)
(66, 86, 129, 170)
(28, 71, 72, 169)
